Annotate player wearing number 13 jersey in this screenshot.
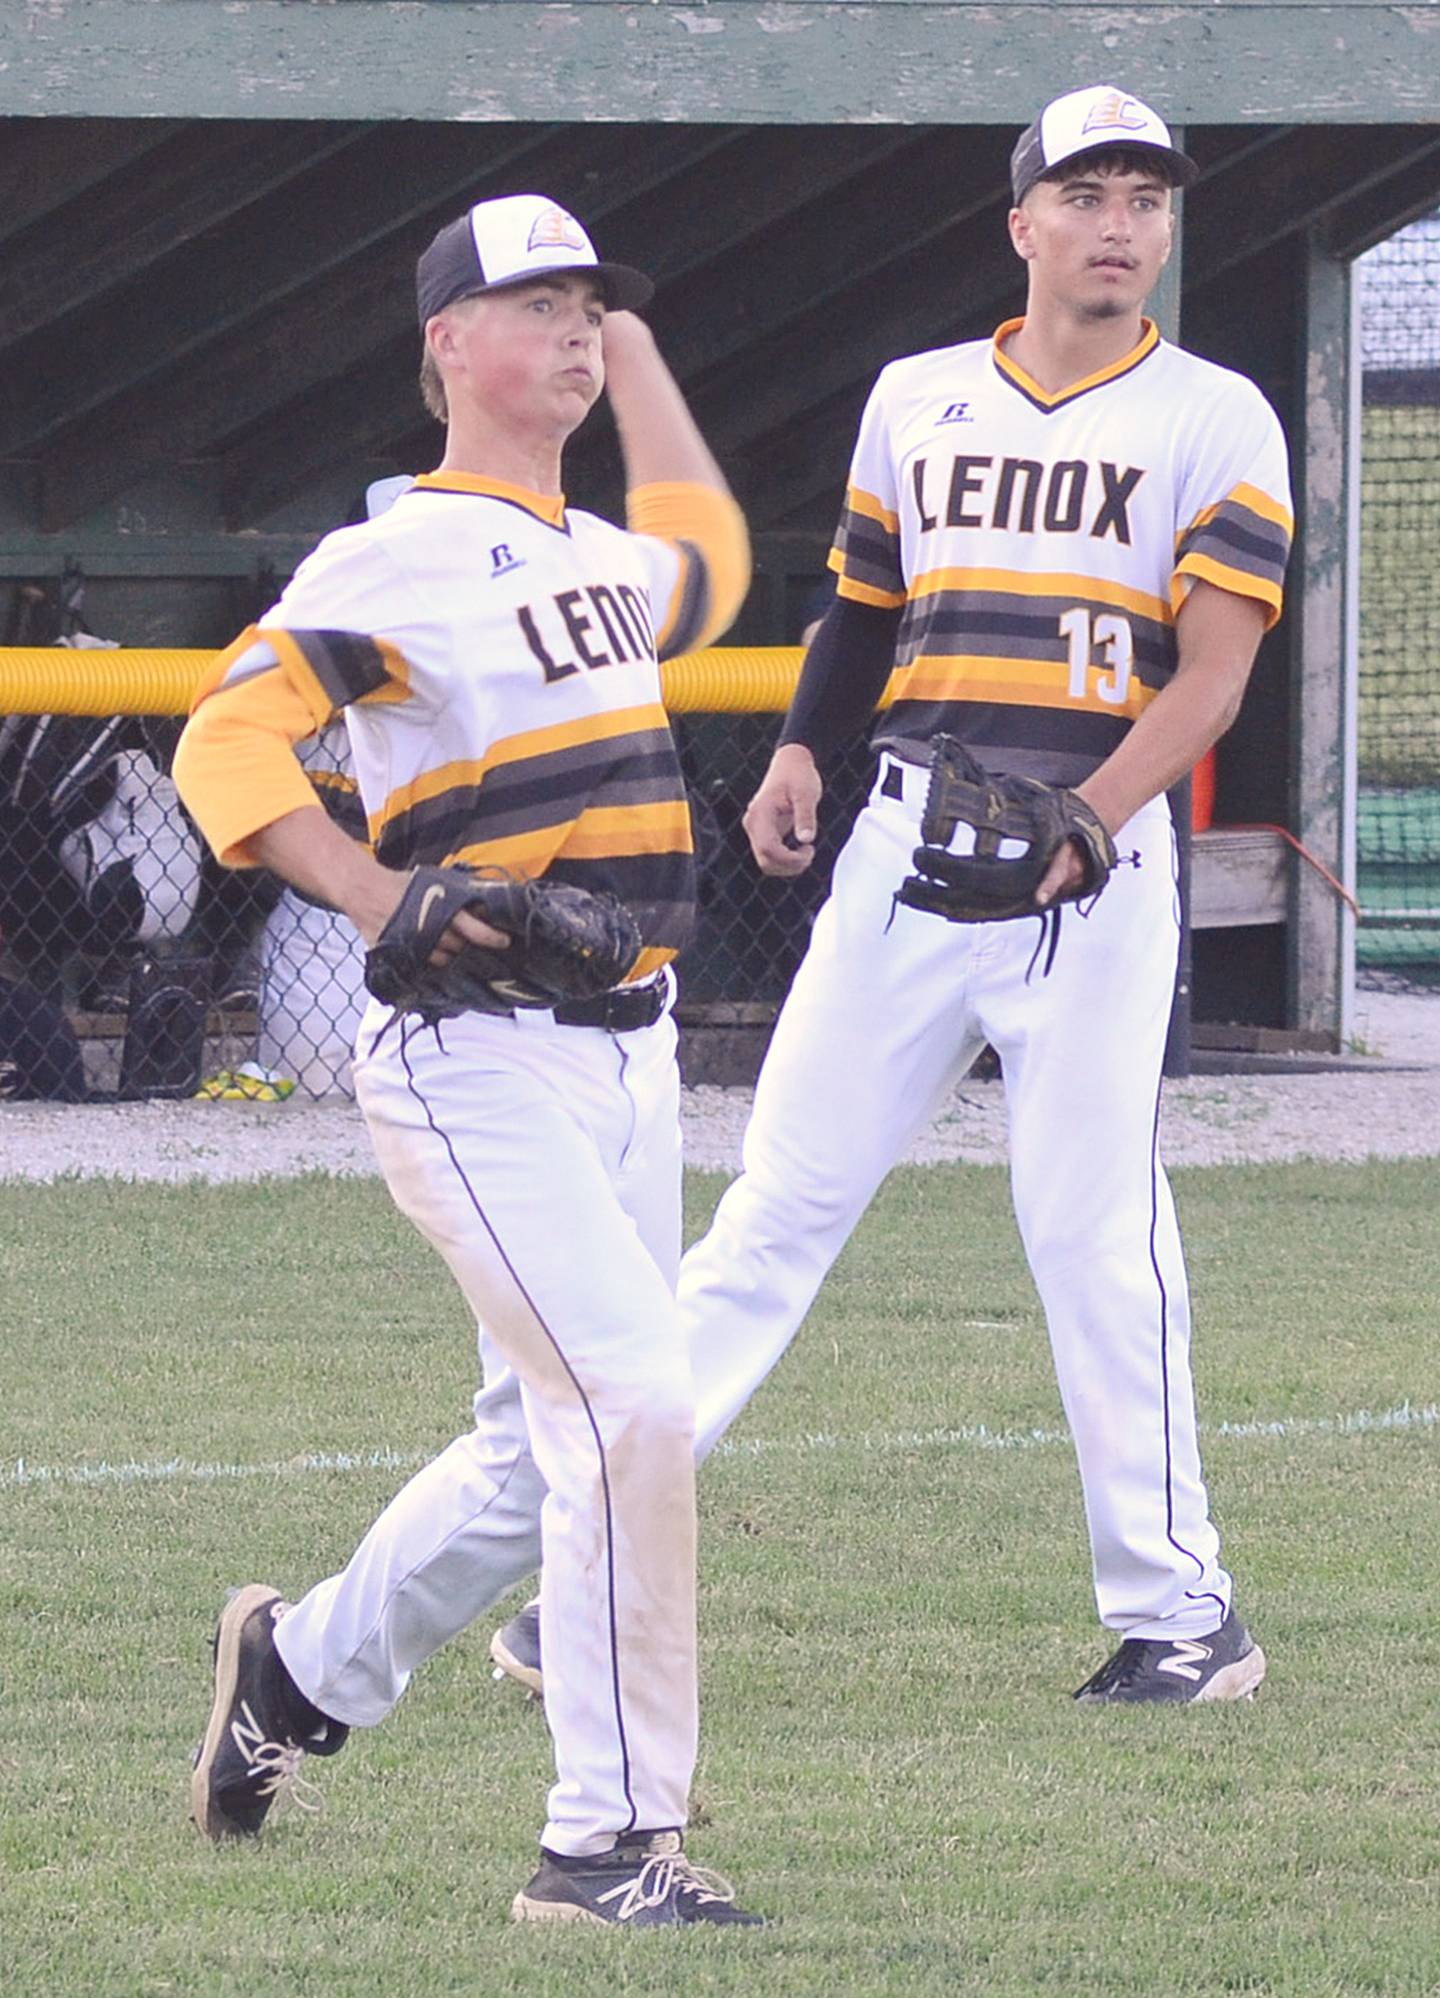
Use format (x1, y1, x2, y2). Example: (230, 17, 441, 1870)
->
(840, 322, 1290, 787)
(667, 86, 1293, 1707)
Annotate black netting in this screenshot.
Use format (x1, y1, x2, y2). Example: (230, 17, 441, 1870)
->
(0, 565, 342, 1100)
(0, 684, 878, 1101)
(674, 715, 874, 1013)
(0, 701, 288, 1102)
(1357, 213, 1440, 967)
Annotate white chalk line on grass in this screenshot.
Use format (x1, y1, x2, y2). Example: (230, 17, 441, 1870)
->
(3, 1402, 1434, 1494)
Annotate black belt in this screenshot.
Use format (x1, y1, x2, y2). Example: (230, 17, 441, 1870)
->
(549, 979, 667, 1032)
(393, 978, 667, 1035)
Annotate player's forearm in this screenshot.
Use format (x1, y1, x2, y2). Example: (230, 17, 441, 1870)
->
(778, 594, 902, 765)
(248, 807, 403, 945)
(1077, 581, 1267, 833)
(603, 313, 732, 495)
(1077, 667, 1244, 832)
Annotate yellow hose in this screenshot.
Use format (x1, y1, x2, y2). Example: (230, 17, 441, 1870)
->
(0, 649, 216, 717)
(0, 644, 902, 715)
(660, 647, 803, 711)
(0, 645, 830, 716)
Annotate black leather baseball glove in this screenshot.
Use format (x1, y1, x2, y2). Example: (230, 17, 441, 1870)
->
(895, 735, 1118, 924)
(363, 865, 642, 1024)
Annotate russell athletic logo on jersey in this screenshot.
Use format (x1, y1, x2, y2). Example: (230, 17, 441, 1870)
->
(910, 453, 1147, 544)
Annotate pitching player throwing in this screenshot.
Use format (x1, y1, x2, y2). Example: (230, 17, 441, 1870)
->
(497, 86, 1292, 1707)
(175, 194, 761, 1926)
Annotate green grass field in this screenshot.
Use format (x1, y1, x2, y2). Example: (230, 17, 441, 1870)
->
(3, 1162, 1438, 1997)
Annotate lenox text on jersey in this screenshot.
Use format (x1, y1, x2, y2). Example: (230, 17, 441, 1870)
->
(908, 452, 1146, 542)
(516, 576, 658, 682)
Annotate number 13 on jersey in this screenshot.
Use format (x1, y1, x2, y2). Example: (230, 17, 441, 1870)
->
(1059, 606, 1133, 706)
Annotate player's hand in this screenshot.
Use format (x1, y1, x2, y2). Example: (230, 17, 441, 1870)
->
(600, 311, 655, 364)
(744, 744, 823, 877)
(430, 903, 511, 966)
(1034, 837, 1089, 908)
(1034, 785, 1120, 906)
(347, 864, 509, 961)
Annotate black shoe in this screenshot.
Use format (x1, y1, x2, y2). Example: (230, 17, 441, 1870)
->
(191, 1583, 350, 1838)
(490, 1598, 542, 1697)
(512, 1830, 763, 1928)
(1073, 1608, 1266, 1704)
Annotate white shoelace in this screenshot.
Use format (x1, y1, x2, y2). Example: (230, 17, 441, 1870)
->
(595, 1850, 738, 1923)
(230, 1700, 325, 1816)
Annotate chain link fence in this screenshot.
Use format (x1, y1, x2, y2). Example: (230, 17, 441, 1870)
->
(1357, 212, 1440, 973)
(1, 587, 872, 1099)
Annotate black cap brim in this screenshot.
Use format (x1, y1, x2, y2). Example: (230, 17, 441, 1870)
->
(417, 216, 654, 327)
(475, 259, 655, 314)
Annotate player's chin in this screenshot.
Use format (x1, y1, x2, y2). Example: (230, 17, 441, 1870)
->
(1078, 290, 1141, 322)
(555, 372, 602, 410)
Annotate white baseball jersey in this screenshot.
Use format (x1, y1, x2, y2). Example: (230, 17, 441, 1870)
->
(190, 472, 728, 980)
(831, 317, 1293, 783)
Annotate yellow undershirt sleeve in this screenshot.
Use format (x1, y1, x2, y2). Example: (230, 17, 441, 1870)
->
(172, 666, 327, 869)
(626, 482, 752, 649)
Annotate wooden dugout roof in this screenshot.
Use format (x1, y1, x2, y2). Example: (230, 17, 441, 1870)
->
(1, 2, 1438, 125)
(0, 26, 1438, 545)
(0, 2, 1435, 551)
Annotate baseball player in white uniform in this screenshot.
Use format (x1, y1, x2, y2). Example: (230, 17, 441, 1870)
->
(175, 194, 761, 1927)
(495, 87, 1293, 1708)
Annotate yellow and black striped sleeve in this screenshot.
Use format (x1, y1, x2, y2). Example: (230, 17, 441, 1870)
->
(175, 622, 409, 866)
(626, 482, 751, 659)
(173, 660, 319, 869)
(828, 484, 906, 609)
(260, 625, 410, 720)
(1172, 482, 1293, 628)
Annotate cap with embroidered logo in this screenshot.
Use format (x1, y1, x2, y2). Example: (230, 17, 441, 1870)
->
(416, 193, 654, 326)
(1010, 85, 1198, 205)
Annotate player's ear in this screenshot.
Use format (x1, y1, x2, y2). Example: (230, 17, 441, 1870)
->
(425, 312, 456, 367)
(1158, 203, 1176, 268)
(1008, 204, 1036, 262)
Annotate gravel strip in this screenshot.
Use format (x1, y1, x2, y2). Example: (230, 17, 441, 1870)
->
(3, 990, 1436, 1185)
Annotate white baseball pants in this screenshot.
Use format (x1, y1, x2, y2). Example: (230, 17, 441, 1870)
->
(274, 995, 697, 1856)
(683, 759, 1232, 1640)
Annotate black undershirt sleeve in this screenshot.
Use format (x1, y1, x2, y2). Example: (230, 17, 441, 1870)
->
(776, 594, 903, 766)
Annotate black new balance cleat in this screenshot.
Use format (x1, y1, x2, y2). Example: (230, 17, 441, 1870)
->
(511, 1830, 764, 1928)
(191, 1583, 350, 1838)
(1073, 1608, 1266, 1704)
(490, 1598, 542, 1697)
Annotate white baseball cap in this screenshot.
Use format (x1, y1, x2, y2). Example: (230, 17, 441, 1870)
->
(1010, 85, 1199, 204)
(415, 193, 653, 325)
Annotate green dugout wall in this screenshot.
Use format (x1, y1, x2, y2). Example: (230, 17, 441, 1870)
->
(2, 1, 1439, 1051)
